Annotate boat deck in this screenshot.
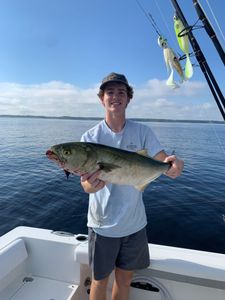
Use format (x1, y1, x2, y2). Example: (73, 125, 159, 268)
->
(1, 275, 78, 300)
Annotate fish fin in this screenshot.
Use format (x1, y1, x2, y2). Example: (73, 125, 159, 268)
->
(136, 149, 149, 157)
(135, 182, 150, 192)
(64, 170, 70, 179)
(185, 54, 193, 79)
(97, 162, 121, 173)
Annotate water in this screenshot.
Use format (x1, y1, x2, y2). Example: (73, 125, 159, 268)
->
(1, 117, 225, 254)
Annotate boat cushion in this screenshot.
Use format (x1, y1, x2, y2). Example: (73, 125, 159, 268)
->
(0, 239, 28, 281)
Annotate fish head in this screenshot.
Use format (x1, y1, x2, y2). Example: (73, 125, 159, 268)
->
(173, 14, 182, 24)
(173, 14, 179, 22)
(174, 16, 181, 31)
(46, 142, 88, 175)
(157, 36, 167, 48)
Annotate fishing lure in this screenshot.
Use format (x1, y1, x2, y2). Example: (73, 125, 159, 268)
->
(174, 15, 193, 79)
(158, 35, 185, 88)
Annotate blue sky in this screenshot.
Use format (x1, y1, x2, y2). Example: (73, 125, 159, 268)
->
(0, 0, 224, 120)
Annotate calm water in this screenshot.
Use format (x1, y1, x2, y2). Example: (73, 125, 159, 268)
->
(1, 117, 225, 254)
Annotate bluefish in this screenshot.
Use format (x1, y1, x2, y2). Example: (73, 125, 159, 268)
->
(46, 142, 170, 191)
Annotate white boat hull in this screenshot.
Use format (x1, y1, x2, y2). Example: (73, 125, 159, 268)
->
(0, 226, 225, 300)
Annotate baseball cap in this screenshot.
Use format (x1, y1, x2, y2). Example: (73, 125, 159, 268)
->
(100, 72, 130, 85)
(99, 72, 133, 94)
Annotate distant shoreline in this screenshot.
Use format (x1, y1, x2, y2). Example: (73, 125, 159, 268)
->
(0, 114, 224, 124)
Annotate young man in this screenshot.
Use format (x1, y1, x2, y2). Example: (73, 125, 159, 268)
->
(80, 72, 184, 300)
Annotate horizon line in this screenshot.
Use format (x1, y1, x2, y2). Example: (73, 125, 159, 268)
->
(0, 114, 224, 124)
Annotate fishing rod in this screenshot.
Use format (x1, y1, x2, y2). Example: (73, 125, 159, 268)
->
(170, 0, 225, 121)
(193, 0, 225, 66)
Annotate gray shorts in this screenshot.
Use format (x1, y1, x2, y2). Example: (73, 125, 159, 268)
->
(88, 227, 150, 280)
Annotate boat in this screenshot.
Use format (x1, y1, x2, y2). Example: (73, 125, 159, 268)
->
(1, 226, 225, 300)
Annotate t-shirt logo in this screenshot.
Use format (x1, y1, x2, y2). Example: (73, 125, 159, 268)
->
(126, 143, 138, 151)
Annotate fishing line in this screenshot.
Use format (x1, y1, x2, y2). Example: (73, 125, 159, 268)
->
(198, 0, 224, 44)
(135, 0, 162, 36)
(204, 0, 225, 43)
(148, 12, 162, 36)
(186, 18, 204, 34)
(153, 0, 177, 50)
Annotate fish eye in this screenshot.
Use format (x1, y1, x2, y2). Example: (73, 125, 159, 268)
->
(63, 149, 71, 156)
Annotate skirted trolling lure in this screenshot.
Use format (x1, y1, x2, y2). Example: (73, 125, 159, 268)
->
(174, 14, 193, 79)
(158, 36, 185, 88)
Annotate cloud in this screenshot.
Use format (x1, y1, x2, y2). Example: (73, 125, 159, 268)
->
(128, 79, 221, 120)
(0, 79, 222, 120)
(0, 81, 102, 117)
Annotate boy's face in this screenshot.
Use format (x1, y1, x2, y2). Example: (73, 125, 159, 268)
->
(99, 82, 130, 114)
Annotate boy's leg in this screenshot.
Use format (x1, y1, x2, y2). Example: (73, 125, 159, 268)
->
(90, 276, 110, 300)
(88, 228, 121, 299)
(112, 268, 133, 300)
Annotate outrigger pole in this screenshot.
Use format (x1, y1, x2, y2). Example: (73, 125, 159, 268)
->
(170, 0, 225, 120)
(193, 0, 225, 66)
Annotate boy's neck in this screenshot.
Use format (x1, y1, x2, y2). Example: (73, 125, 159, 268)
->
(105, 114, 126, 133)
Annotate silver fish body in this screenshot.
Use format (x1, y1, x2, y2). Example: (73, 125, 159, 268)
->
(46, 142, 170, 191)
(163, 47, 184, 79)
(163, 47, 185, 87)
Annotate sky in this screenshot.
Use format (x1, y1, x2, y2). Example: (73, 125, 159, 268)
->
(0, 0, 224, 120)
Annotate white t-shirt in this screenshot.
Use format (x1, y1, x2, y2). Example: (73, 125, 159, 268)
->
(81, 119, 163, 237)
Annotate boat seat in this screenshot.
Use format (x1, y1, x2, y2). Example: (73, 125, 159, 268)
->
(0, 239, 28, 281)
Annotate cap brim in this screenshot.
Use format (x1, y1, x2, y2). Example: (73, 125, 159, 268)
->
(99, 80, 130, 90)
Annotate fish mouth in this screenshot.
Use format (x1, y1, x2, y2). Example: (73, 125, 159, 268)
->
(46, 149, 65, 168)
(46, 149, 81, 175)
(46, 149, 60, 161)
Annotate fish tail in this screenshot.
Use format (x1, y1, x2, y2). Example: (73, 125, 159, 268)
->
(166, 69, 180, 89)
(185, 54, 193, 79)
(166, 69, 174, 85)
